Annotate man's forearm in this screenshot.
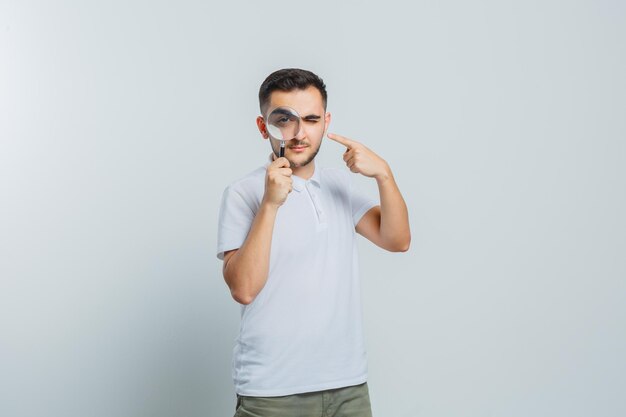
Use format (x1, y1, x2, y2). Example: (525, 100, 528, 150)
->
(224, 202, 278, 304)
(376, 170, 411, 251)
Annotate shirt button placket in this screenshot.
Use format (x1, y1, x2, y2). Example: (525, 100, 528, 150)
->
(307, 184, 325, 223)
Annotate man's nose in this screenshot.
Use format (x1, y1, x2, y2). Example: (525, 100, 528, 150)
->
(293, 121, 306, 140)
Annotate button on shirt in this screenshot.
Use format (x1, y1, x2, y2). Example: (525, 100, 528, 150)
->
(217, 158, 379, 396)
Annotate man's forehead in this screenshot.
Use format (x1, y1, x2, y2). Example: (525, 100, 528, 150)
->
(268, 86, 324, 116)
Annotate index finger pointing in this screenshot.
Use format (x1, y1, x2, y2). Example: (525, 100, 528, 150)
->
(327, 133, 353, 147)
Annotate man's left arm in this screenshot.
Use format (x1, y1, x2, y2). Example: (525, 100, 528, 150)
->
(328, 133, 411, 252)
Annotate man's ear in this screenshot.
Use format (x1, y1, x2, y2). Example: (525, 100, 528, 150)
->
(323, 111, 331, 134)
(256, 116, 269, 139)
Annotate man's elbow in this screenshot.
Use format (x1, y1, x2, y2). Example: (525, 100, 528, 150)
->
(230, 288, 255, 305)
(227, 276, 262, 305)
(387, 235, 411, 252)
(224, 264, 260, 305)
(389, 243, 410, 252)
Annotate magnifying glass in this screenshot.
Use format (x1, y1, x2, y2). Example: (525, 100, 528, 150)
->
(265, 106, 301, 158)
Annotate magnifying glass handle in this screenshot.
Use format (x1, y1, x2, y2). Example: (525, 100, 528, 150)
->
(279, 142, 285, 158)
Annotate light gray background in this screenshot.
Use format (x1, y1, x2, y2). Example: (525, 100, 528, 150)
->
(1, 1, 624, 416)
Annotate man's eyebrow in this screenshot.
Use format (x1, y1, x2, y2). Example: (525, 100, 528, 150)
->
(302, 114, 321, 120)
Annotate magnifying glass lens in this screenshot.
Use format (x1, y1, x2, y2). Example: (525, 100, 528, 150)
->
(267, 107, 300, 141)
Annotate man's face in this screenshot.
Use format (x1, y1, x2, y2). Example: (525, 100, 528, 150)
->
(258, 86, 331, 168)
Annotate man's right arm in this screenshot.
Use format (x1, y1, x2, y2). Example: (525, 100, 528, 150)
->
(222, 157, 292, 305)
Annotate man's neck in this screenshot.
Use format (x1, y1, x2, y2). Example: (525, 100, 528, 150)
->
(292, 160, 315, 180)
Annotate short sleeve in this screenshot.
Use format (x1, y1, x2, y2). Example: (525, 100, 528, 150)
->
(350, 177, 380, 226)
(216, 185, 256, 260)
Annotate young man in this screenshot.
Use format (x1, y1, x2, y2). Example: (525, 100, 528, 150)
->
(217, 68, 410, 417)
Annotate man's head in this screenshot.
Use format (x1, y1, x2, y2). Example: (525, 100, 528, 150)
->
(256, 68, 331, 169)
(258, 68, 327, 115)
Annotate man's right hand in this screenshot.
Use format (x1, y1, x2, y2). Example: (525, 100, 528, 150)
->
(262, 156, 293, 208)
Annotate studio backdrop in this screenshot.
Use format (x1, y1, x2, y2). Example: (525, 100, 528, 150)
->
(1, 1, 624, 416)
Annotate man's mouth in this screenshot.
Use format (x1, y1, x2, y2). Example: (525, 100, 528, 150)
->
(289, 144, 309, 152)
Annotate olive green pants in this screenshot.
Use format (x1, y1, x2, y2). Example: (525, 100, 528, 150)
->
(233, 382, 373, 417)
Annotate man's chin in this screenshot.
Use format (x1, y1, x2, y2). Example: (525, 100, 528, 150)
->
(289, 157, 313, 168)
(286, 152, 314, 168)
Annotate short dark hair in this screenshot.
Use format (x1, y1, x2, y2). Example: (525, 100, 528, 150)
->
(258, 68, 327, 115)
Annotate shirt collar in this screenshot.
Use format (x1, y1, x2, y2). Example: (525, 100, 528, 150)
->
(264, 154, 321, 192)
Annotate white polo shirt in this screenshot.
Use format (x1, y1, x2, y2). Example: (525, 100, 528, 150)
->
(216, 157, 379, 397)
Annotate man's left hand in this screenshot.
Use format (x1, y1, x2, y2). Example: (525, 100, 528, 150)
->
(327, 133, 390, 180)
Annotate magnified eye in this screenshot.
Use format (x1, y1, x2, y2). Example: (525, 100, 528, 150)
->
(270, 116, 291, 125)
